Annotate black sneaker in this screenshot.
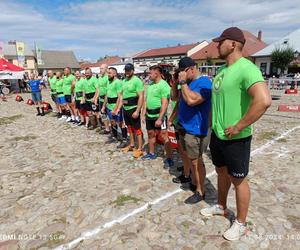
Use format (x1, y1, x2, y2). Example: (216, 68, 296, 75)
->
(36, 113, 41, 116)
(184, 191, 205, 204)
(180, 183, 196, 192)
(77, 122, 85, 126)
(105, 137, 117, 144)
(177, 166, 184, 172)
(172, 174, 191, 184)
(117, 140, 128, 149)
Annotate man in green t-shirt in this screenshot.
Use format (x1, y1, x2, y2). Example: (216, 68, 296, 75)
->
(200, 27, 271, 241)
(73, 70, 86, 125)
(81, 68, 99, 129)
(101, 67, 128, 147)
(141, 65, 173, 165)
(96, 64, 110, 134)
(120, 63, 144, 158)
(63, 67, 76, 122)
(48, 70, 61, 116)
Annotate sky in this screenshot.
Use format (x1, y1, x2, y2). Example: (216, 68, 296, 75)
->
(1, 0, 299, 62)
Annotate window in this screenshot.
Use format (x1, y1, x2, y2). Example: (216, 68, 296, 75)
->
(260, 63, 267, 75)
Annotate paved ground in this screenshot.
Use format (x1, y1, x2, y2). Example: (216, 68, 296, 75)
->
(0, 89, 299, 250)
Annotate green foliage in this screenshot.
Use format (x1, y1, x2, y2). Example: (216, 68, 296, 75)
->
(206, 57, 213, 66)
(271, 45, 295, 74)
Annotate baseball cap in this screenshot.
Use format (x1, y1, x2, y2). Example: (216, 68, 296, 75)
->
(178, 57, 197, 71)
(124, 63, 134, 71)
(212, 27, 246, 44)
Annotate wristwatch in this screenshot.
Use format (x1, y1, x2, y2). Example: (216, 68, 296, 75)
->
(179, 80, 187, 85)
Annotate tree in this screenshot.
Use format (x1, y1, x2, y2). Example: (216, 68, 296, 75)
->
(271, 45, 295, 75)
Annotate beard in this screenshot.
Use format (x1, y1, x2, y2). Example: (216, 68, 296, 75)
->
(108, 76, 114, 82)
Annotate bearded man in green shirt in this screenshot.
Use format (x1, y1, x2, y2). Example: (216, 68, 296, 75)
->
(200, 27, 272, 241)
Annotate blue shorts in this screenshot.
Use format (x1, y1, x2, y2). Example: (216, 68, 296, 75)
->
(31, 91, 42, 103)
(107, 108, 124, 123)
(57, 96, 66, 105)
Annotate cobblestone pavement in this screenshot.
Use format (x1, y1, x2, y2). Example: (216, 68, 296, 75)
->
(0, 90, 299, 250)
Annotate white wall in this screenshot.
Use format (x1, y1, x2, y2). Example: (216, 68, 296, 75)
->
(187, 41, 209, 57)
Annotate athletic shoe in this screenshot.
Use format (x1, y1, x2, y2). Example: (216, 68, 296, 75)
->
(184, 191, 205, 204)
(141, 153, 157, 160)
(164, 158, 174, 168)
(105, 137, 117, 144)
(122, 145, 135, 153)
(223, 220, 247, 241)
(180, 183, 196, 192)
(36, 113, 41, 116)
(133, 149, 144, 158)
(41, 113, 45, 116)
(172, 174, 191, 184)
(177, 166, 184, 172)
(200, 204, 225, 217)
(77, 122, 85, 127)
(117, 140, 128, 149)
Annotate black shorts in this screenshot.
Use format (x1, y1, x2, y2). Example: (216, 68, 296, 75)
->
(65, 95, 72, 103)
(124, 108, 141, 129)
(209, 130, 252, 178)
(75, 100, 82, 109)
(146, 116, 167, 130)
(82, 101, 99, 112)
(51, 94, 57, 103)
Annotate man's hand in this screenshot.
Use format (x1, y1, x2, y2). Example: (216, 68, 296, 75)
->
(178, 71, 187, 82)
(224, 125, 241, 140)
(155, 118, 162, 127)
(101, 106, 106, 113)
(112, 109, 119, 116)
(132, 111, 139, 119)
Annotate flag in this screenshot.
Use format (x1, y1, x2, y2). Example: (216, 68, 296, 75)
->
(35, 43, 44, 65)
(16, 41, 25, 66)
(0, 41, 3, 58)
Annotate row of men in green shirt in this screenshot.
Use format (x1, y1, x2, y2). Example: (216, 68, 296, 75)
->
(49, 74, 173, 119)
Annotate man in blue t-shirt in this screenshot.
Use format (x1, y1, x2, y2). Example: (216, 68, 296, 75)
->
(176, 57, 212, 204)
(28, 73, 44, 116)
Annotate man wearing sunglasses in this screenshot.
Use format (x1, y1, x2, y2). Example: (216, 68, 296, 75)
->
(176, 57, 212, 204)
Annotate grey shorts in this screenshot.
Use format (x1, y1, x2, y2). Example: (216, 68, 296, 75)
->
(179, 133, 204, 159)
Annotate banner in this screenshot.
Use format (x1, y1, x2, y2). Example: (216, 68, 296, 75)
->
(35, 44, 44, 65)
(0, 41, 3, 58)
(16, 42, 25, 66)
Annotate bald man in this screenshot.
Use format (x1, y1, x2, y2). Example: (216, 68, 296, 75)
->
(96, 64, 110, 134)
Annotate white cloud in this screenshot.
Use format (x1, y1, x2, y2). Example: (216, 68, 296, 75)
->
(0, 0, 299, 59)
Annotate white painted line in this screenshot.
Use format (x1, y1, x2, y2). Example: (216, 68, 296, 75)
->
(55, 124, 300, 250)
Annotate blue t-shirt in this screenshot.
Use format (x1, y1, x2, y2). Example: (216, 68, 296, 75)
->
(29, 80, 41, 92)
(178, 76, 212, 136)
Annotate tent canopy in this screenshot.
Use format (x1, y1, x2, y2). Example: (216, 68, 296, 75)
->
(0, 58, 25, 80)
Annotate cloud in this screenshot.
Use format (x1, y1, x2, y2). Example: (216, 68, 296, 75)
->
(0, 0, 299, 60)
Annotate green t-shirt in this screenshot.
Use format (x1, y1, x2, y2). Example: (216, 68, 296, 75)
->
(75, 78, 85, 101)
(56, 79, 64, 97)
(106, 79, 122, 110)
(146, 79, 170, 118)
(98, 74, 109, 101)
(212, 57, 264, 140)
(84, 76, 98, 101)
(49, 76, 57, 93)
(63, 74, 75, 95)
(122, 75, 144, 110)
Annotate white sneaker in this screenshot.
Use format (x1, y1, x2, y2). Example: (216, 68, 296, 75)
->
(58, 115, 67, 121)
(223, 220, 247, 241)
(66, 117, 72, 122)
(200, 204, 225, 217)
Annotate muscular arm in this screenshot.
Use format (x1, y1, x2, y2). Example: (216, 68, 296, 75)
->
(236, 82, 271, 131)
(159, 98, 169, 120)
(136, 91, 144, 113)
(225, 82, 272, 139)
(180, 84, 205, 106)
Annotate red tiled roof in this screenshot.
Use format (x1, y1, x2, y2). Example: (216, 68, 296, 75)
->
(133, 43, 199, 59)
(191, 31, 267, 60)
(80, 56, 121, 69)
